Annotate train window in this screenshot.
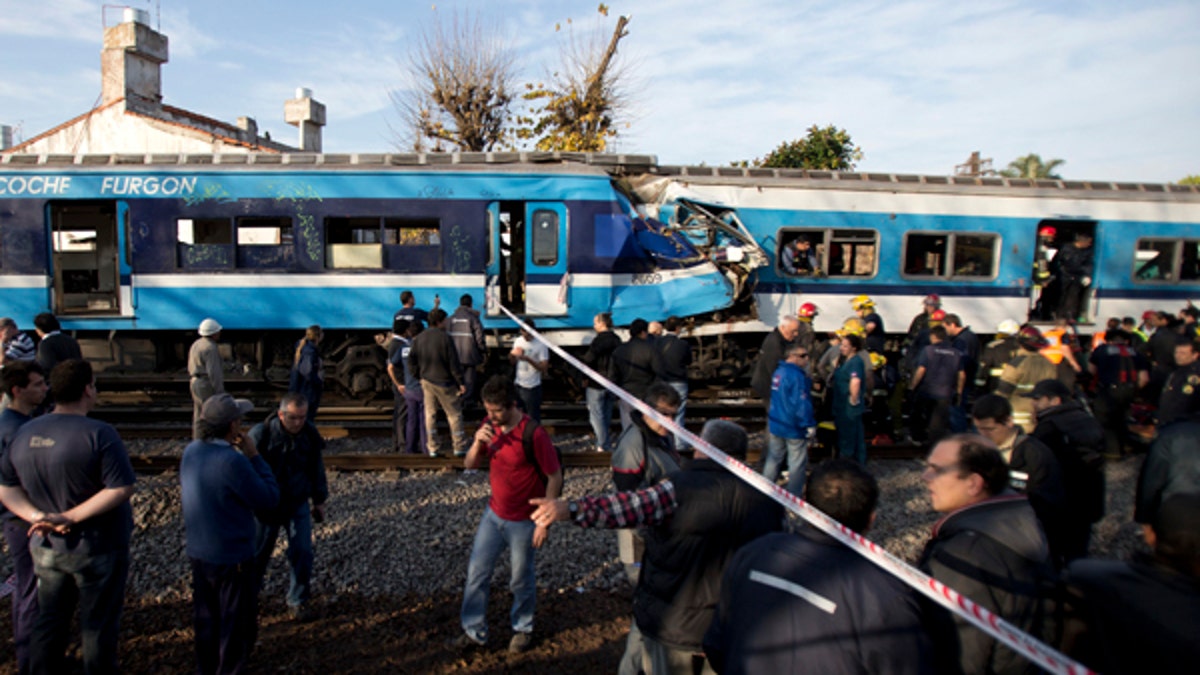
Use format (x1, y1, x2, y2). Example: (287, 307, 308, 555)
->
(384, 218, 441, 246)
(236, 217, 293, 246)
(776, 228, 877, 278)
(1134, 239, 1200, 283)
(531, 209, 558, 266)
(52, 230, 98, 252)
(325, 217, 383, 269)
(902, 232, 997, 279)
(176, 218, 234, 269)
(824, 229, 877, 277)
(326, 217, 382, 244)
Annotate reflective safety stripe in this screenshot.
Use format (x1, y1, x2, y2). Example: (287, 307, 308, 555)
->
(749, 570, 837, 614)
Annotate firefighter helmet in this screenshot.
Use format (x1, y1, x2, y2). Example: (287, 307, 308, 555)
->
(798, 302, 819, 319)
(850, 295, 875, 311)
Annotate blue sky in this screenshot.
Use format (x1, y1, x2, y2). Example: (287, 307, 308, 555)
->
(1, 0, 1196, 182)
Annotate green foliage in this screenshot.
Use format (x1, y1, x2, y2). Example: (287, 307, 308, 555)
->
(757, 125, 862, 170)
(513, 13, 630, 152)
(1179, 175, 1200, 185)
(999, 153, 1065, 179)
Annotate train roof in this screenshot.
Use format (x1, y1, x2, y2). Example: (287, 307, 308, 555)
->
(2, 150, 1197, 201)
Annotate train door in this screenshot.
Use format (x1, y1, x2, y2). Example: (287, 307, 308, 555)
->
(1029, 219, 1097, 322)
(48, 201, 129, 316)
(486, 201, 569, 318)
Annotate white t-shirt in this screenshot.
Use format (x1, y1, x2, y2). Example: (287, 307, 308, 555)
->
(512, 336, 548, 389)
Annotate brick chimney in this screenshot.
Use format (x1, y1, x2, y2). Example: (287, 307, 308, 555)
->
(102, 8, 169, 107)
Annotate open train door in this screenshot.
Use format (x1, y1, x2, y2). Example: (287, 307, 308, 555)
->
(1029, 219, 1097, 323)
(48, 201, 130, 316)
(523, 202, 569, 316)
(485, 201, 569, 318)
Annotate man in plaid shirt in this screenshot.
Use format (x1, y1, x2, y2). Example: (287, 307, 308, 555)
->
(532, 420, 782, 675)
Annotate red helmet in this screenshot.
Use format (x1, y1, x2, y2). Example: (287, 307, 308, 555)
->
(798, 302, 819, 318)
(1017, 325, 1049, 350)
(929, 309, 946, 322)
(1038, 226, 1057, 239)
(923, 294, 941, 308)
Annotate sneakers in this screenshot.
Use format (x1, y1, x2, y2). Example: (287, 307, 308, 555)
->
(449, 632, 486, 650)
(508, 632, 533, 653)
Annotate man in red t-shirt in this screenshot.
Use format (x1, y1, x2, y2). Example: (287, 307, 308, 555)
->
(453, 375, 562, 654)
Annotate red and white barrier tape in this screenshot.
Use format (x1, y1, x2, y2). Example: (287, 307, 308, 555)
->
(499, 306, 1094, 675)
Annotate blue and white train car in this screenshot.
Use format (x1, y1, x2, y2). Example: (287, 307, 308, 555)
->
(0, 153, 750, 390)
(635, 168, 1200, 337)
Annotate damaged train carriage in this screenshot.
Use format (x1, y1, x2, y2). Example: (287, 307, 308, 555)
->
(0, 154, 753, 395)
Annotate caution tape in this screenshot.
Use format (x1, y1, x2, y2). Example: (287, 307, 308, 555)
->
(498, 306, 1095, 675)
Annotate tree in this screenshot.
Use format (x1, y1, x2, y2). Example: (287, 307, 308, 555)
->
(757, 125, 862, 170)
(391, 12, 517, 152)
(516, 13, 631, 152)
(999, 153, 1065, 179)
(1179, 175, 1200, 185)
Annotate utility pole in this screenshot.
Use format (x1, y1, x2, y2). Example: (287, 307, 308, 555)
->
(955, 151, 995, 177)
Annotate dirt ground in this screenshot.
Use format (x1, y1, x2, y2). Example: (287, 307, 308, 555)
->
(0, 588, 633, 674)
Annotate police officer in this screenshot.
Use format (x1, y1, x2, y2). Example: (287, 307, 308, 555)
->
(1158, 337, 1200, 427)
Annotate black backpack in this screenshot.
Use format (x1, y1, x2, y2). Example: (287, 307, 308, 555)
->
(521, 419, 563, 487)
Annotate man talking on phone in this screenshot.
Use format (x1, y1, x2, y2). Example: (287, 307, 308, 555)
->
(451, 375, 562, 654)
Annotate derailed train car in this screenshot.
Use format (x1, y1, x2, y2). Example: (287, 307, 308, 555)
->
(633, 167, 1200, 336)
(0, 153, 760, 395)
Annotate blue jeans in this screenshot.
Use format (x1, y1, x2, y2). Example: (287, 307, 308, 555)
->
(29, 543, 129, 675)
(254, 502, 314, 608)
(586, 388, 614, 451)
(517, 385, 543, 424)
(763, 434, 811, 497)
(460, 506, 536, 642)
(665, 380, 688, 448)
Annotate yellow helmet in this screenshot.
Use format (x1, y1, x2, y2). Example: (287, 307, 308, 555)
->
(869, 352, 887, 370)
(836, 317, 867, 338)
(850, 294, 875, 311)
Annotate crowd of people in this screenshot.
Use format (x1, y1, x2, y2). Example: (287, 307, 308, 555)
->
(1, 288, 1198, 674)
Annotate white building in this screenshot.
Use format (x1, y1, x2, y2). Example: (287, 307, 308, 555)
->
(2, 8, 325, 155)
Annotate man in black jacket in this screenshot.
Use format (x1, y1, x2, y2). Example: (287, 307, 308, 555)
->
(583, 312, 621, 452)
(409, 308, 467, 457)
(447, 294, 486, 408)
(1135, 413, 1200, 527)
(249, 393, 329, 622)
(972, 394, 1069, 566)
(751, 316, 800, 411)
(656, 316, 692, 448)
(704, 459, 935, 675)
(1051, 232, 1094, 321)
(1025, 379, 1106, 562)
(531, 420, 783, 675)
(918, 434, 1055, 675)
(612, 318, 663, 430)
(1062, 492, 1200, 674)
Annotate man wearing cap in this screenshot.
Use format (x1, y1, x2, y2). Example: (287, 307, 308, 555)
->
(975, 319, 1021, 394)
(917, 434, 1055, 675)
(248, 393, 328, 622)
(1088, 329, 1150, 457)
(189, 318, 226, 439)
(181, 393, 279, 675)
(1051, 231, 1094, 321)
(1026, 379, 1106, 563)
(0, 359, 137, 674)
(1062, 493, 1200, 673)
(763, 345, 816, 496)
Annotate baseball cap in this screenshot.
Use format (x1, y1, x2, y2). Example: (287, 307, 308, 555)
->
(1019, 379, 1073, 400)
(200, 393, 254, 427)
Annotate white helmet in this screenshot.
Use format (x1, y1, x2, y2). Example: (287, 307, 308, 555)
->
(995, 319, 1020, 336)
(198, 318, 223, 337)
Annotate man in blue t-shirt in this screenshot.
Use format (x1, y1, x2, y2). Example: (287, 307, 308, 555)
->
(0, 359, 136, 674)
(182, 393, 279, 675)
(0, 361, 48, 673)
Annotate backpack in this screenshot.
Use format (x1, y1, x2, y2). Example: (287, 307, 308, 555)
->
(521, 419, 563, 488)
